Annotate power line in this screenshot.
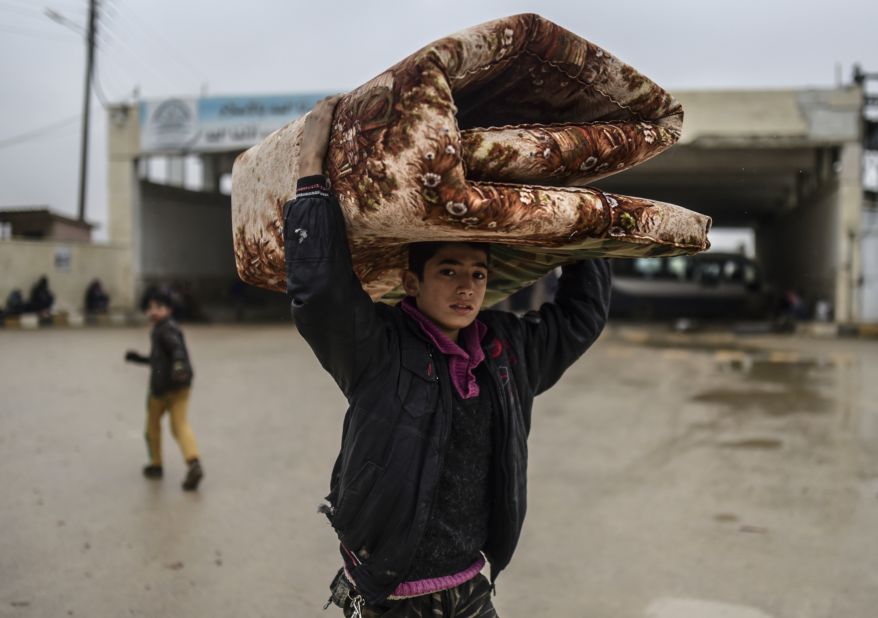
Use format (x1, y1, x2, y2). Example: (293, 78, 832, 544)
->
(93, 25, 178, 91)
(92, 44, 134, 108)
(0, 115, 81, 150)
(44, 6, 122, 104)
(91, 5, 180, 93)
(92, 59, 111, 107)
(113, 0, 204, 78)
(92, 44, 129, 103)
(101, 0, 206, 87)
(45, 7, 85, 34)
(88, 6, 149, 102)
(93, 37, 138, 101)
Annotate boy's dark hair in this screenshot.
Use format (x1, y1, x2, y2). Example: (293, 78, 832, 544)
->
(407, 242, 490, 280)
(145, 289, 174, 310)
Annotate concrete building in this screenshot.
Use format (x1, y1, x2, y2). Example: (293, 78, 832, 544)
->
(0, 207, 130, 316)
(100, 85, 874, 322)
(0, 208, 93, 242)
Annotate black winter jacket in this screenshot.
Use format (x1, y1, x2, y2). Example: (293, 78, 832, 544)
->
(284, 179, 611, 605)
(132, 318, 193, 396)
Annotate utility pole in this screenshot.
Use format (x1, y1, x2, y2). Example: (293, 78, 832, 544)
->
(77, 0, 97, 223)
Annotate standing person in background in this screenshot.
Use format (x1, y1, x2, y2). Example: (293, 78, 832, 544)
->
(125, 290, 204, 491)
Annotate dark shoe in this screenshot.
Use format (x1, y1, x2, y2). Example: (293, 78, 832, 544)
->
(142, 464, 163, 479)
(182, 460, 203, 491)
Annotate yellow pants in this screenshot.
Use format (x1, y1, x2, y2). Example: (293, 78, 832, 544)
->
(145, 388, 199, 465)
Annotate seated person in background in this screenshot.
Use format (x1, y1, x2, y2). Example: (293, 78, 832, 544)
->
(85, 279, 110, 316)
(28, 276, 54, 320)
(4, 289, 25, 318)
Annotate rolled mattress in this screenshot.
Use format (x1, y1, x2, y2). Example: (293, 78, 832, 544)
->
(232, 13, 711, 305)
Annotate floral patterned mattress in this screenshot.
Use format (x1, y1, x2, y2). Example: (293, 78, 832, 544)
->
(232, 13, 711, 304)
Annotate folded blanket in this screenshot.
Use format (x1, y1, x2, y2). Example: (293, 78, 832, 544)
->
(232, 13, 711, 304)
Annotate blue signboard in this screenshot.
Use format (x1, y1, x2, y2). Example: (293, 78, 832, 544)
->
(139, 93, 335, 154)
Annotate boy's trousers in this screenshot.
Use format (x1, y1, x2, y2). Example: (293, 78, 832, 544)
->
(145, 388, 199, 465)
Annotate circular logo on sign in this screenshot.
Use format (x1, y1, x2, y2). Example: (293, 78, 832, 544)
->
(151, 99, 193, 135)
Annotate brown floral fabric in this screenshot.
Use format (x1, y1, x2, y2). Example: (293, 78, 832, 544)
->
(231, 13, 711, 302)
(461, 121, 681, 186)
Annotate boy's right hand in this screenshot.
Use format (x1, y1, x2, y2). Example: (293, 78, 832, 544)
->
(298, 96, 341, 177)
(125, 350, 144, 363)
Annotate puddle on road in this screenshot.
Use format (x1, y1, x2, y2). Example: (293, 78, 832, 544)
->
(717, 437, 784, 450)
(616, 329, 855, 418)
(693, 355, 837, 415)
(726, 355, 833, 383)
(631, 332, 764, 354)
(692, 385, 832, 415)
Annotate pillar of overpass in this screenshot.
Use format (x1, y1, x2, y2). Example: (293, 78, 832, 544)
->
(753, 136, 863, 321)
(201, 154, 222, 193)
(106, 104, 141, 311)
(753, 164, 835, 318)
(200, 152, 236, 193)
(837, 142, 864, 322)
(166, 156, 186, 187)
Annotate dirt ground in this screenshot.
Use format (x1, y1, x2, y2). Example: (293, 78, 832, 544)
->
(1, 324, 877, 617)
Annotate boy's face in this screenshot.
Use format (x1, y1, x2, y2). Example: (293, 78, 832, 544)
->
(146, 300, 172, 324)
(403, 244, 489, 340)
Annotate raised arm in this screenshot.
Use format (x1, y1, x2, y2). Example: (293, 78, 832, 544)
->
(495, 259, 612, 395)
(284, 98, 389, 398)
(124, 350, 150, 365)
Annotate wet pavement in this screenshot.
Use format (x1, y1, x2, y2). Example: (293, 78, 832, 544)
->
(1, 324, 876, 617)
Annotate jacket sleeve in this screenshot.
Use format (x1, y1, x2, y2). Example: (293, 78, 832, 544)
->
(284, 176, 389, 398)
(505, 259, 612, 396)
(127, 352, 150, 365)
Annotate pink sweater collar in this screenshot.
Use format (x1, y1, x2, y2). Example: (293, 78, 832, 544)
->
(400, 297, 487, 399)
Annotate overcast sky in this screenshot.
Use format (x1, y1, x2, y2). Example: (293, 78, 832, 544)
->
(1, 0, 876, 240)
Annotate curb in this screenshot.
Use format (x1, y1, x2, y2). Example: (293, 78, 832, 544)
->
(2, 312, 142, 330)
(611, 321, 878, 341)
(837, 323, 878, 339)
(795, 322, 878, 339)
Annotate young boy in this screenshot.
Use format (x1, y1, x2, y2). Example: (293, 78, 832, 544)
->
(286, 98, 611, 616)
(125, 290, 203, 491)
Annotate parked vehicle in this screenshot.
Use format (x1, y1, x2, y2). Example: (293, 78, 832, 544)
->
(610, 252, 777, 320)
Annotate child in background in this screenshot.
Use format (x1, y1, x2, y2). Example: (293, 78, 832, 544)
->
(125, 290, 203, 491)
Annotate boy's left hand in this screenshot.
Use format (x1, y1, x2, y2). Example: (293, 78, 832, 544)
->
(125, 350, 146, 363)
(299, 96, 341, 177)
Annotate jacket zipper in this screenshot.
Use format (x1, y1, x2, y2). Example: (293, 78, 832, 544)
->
(407, 347, 451, 574)
(486, 355, 513, 588)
